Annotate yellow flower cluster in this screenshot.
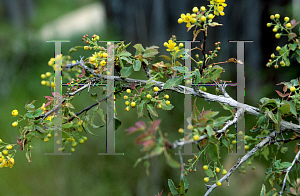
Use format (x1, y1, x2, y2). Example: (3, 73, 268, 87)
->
(178, 12, 198, 27)
(210, 0, 227, 16)
(163, 39, 184, 52)
(89, 51, 107, 68)
(0, 149, 15, 168)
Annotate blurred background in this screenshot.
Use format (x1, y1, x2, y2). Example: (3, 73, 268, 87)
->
(0, 0, 299, 195)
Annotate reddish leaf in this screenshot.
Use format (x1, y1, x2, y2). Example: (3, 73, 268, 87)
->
(291, 19, 299, 29)
(139, 87, 144, 94)
(275, 90, 283, 97)
(125, 126, 139, 134)
(135, 121, 146, 131)
(131, 82, 135, 89)
(44, 96, 54, 101)
(283, 93, 291, 98)
(52, 92, 61, 98)
(44, 100, 53, 107)
(135, 132, 151, 145)
(283, 85, 287, 93)
(78, 68, 85, 78)
(148, 119, 161, 135)
(288, 33, 297, 41)
(142, 139, 155, 150)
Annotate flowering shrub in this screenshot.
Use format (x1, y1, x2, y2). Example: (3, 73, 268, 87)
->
(2, 0, 300, 195)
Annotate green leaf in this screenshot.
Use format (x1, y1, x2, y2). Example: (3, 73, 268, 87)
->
(90, 93, 98, 102)
(281, 162, 292, 168)
(143, 48, 159, 58)
(137, 101, 145, 118)
(193, 69, 201, 84)
(96, 107, 106, 124)
(164, 152, 181, 168)
(205, 168, 214, 177)
(120, 66, 133, 77)
(133, 60, 141, 71)
(69, 47, 79, 54)
(168, 179, 179, 195)
(209, 67, 223, 80)
(120, 56, 133, 64)
(257, 115, 269, 129)
(222, 137, 230, 151)
(160, 55, 171, 61)
(262, 146, 269, 160)
(278, 103, 290, 115)
(290, 79, 299, 86)
(119, 51, 132, 57)
(33, 109, 44, 118)
(35, 125, 45, 133)
(289, 43, 298, 51)
(214, 116, 232, 127)
(172, 66, 185, 73)
(260, 184, 266, 196)
(147, 104, 158, 117)
(133, 44, 145, 52)
(161, 102, 174, 110)
(219, 103, 234, 115)
(202, 111, 219, 119)
(115, 117, 122, 131)
(175, 48, 185, 59)
(208, 142, 218, 162)
(164, 76, 183, 89)
(288, 101, 297, 116)
(206, 125, 215, 137)
(26, 113, 33, 119)
(183, 175, 189, 190)
(148, 146, 163, 158)
(267, 111, 277, 124)
(62, 122, 73, 129)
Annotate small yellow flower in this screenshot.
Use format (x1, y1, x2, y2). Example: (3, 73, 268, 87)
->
(275, 14, 280, 19)
(164, 94, 169, 99)
(286, 23, 291, 28)
(6, 145, 12, 150)
(201, 16, 206, 22)
(179, 43, 184, 48)
(193, 135, 200, 141)
(178, 18, 183, 24)
(46, 72, 51, 77)
(125, 106, 130, 111)
(131, 102, 136, 107)
(183, 14, 191, 23)
(284, 17, 289, 22)
(126, 89, 131, 93)
(12, 122, 18, 127)
(41, 81, 46, 85)
(2, 150, 8, 155)
(191, 18, 197, 23)
(166, 101, 170, 105)
(102, 53, 108, 58)
(208, 14, 214, 20)
(51, 82, 55, 88)
(186, 22, 191, 28)
(125, 101, 130, 105)
(290, 86, 296, 92)
(12, 110, 18, 117)
(193, 7, 199, 13)
(41, 74, 46, 79)
(89, 57, 96, 64)
(100, 60, 106, 66)
(84, 46, 89, 50)
(153, 87, 159, 92)
(48, 61, 54, 66)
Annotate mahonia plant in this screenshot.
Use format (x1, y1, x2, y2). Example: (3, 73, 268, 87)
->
(2, 0, 300, 195)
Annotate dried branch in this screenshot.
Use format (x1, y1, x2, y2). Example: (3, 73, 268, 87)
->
(279, 145, 300, 195)
(204, 131, 278, 196)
